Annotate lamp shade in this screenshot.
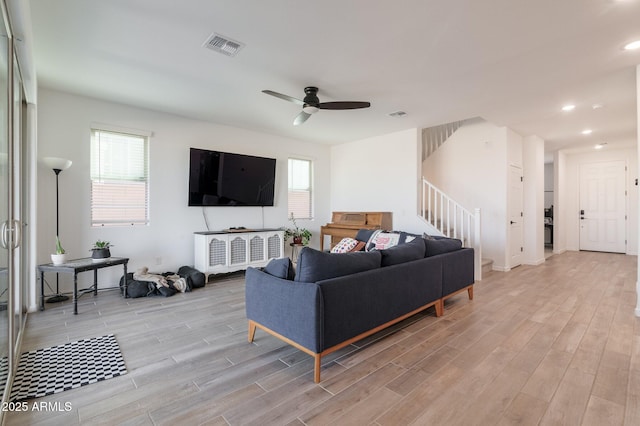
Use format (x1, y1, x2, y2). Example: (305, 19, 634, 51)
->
(42, 157, 72, 171)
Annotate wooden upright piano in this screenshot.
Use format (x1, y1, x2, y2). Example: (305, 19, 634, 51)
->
(320, 211, 392, 250)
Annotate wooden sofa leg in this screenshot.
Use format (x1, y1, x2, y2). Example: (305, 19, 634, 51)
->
(435, 300, 444, 317)
(468, 286, 474, 300)
(314, 355, 322, 383)
(248, 321, 257, 343)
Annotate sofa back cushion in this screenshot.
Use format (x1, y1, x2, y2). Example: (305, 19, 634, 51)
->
(355, 228, 382, 243)
(263, 257, 295, 280)
(295, 247, 381, 282)
(380, 236, 426, 266)
(424, 237, 463, 257)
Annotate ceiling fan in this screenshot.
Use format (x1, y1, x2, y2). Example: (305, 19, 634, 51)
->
(262, 86, 371, 125)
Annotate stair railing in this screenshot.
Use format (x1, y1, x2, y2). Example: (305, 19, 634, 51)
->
(421, 178, 482, 281)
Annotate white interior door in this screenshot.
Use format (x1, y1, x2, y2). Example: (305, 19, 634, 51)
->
(579, 161, 626, 253)
(509, 165, 524, 268)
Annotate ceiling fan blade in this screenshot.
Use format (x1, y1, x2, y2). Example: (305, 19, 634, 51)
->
(293, 111, 312, 126)
(318, 101, 371, 110)
(262, 90, 304, 106)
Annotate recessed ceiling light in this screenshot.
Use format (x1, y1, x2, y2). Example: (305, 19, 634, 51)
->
(581, 129, 593, 135)
(624, 40, 640, 50)
(595, 143, 607, 150)
(592, 104, 603, 109)
(561, 104, 575, 112)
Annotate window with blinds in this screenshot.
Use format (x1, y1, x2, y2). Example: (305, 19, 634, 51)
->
(90, 128, 149, 227)
(288, 158, 313, 220)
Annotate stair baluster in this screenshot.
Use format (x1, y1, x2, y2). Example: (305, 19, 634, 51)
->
(421, 178, 482, 281)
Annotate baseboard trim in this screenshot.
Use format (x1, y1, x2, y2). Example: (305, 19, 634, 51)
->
(492, 265, 510, 272)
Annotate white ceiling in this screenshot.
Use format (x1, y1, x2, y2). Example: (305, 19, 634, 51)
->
(28, 0, 640, 156)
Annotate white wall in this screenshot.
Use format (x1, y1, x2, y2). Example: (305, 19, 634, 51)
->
(636, 64, 640, 317)
(35, 89, 331, 310)
(422, 119, 510, 270)
(544, 163, 554, 208)
(553, 150, 567, 253)
(507, 128, 523, 168)
(330, 128, 427, 233)
(561, 146, 638, 254)
(523, 135, 545, 265)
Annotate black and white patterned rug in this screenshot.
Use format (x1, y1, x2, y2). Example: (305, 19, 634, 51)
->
(10, 334, 127, 401)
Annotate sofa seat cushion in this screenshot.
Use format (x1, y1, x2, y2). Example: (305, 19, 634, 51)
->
(424, 237, 463, 256)
(295, 247, 381, 282)
(380, 236, 426, 266)
(263, 257, 295, 280)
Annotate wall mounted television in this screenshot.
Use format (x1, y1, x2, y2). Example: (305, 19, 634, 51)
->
(188, 148, 276, 207)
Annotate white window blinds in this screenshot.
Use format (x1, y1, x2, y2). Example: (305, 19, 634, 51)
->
(288, 158, 313, 219)
(90, 128, 149, 226)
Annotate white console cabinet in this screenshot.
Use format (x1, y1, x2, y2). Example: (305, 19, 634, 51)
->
(194, 229, 284, 280)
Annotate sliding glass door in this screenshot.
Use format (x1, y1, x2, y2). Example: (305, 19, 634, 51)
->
(0, 12, 10, 405)
(0, 4, 29, 410)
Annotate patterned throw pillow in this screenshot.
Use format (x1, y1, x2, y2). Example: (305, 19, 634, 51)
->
(330, 237, 359, 253)
(366, 231, 401, 251)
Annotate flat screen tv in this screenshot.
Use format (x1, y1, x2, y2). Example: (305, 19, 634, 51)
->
(188, 148, 276, 207)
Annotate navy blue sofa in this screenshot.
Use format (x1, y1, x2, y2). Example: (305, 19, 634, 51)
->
(245, 232, 474, 382)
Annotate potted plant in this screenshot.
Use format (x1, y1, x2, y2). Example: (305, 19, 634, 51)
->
(90, 240, 112, 261)
(283, 213, 312, 245)
(51, 236, 67, 265)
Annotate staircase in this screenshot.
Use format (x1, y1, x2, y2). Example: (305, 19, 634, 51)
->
(421, 119, 468, 160)
(421, 178, 482, 281)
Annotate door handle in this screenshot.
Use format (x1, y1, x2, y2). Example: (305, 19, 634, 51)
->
(510, 221, 516, 225)
(0, 220, 22, 249)
(11, 220, 21, 249)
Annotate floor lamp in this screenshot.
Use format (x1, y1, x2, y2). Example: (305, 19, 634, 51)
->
(43, 156, 72, 303)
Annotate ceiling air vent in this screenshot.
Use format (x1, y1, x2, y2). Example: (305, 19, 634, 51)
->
(388, 111, 407, 118)
(203, 33, 245, 57)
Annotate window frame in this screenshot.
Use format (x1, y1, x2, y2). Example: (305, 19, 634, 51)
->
(90, 125, 151, 227)
(287, 157, 313, 220)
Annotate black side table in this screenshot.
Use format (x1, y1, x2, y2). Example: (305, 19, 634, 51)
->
(38, 257, 129, 315)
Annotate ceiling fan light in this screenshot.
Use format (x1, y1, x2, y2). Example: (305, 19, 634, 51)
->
(303, 105, 319, 114)
(623, 40, 640, 50)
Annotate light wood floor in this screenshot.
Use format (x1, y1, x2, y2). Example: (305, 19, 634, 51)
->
(6, 250, 640, 425)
